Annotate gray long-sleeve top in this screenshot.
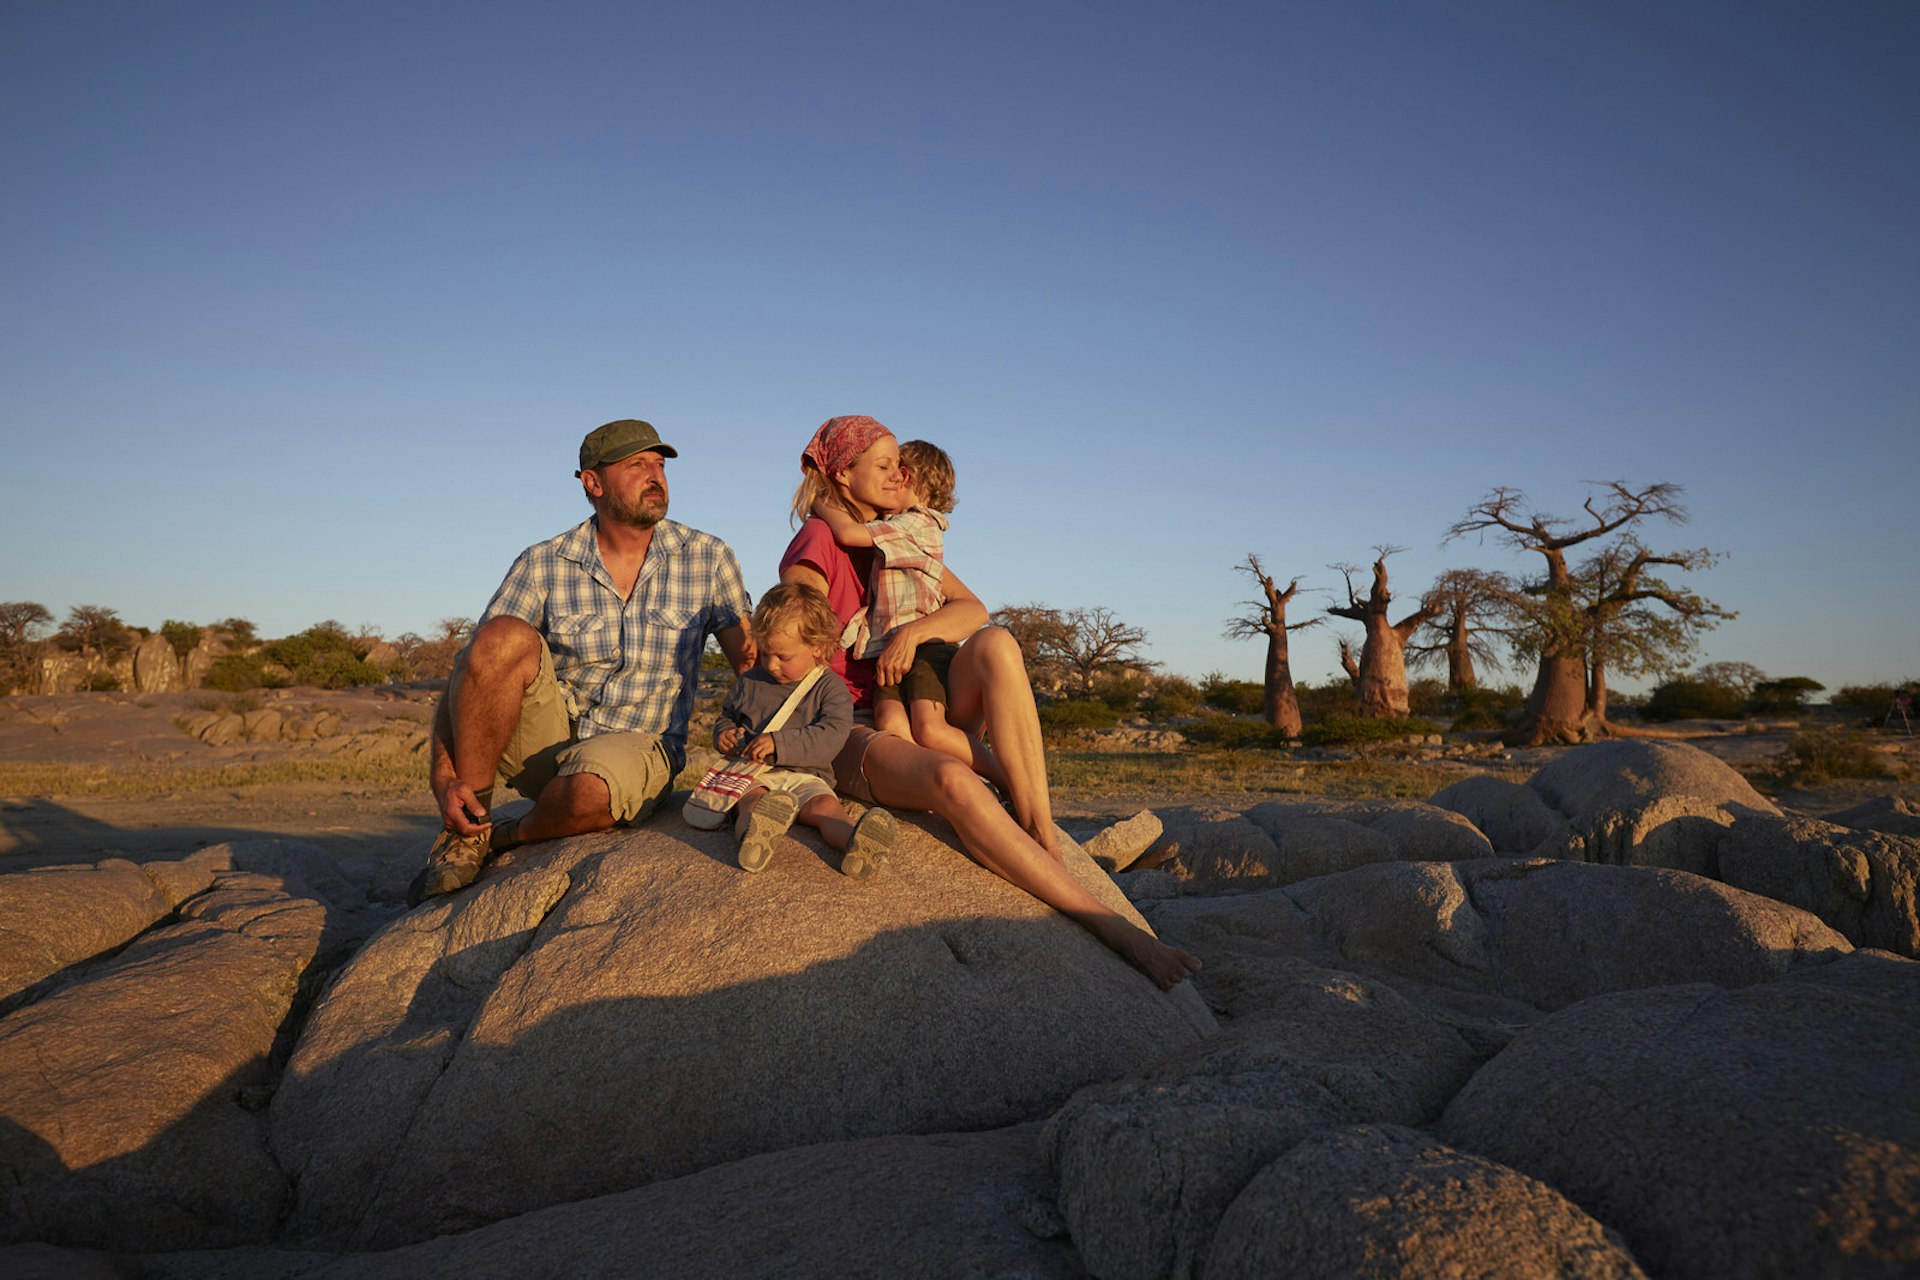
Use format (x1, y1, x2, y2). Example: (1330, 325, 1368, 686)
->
(714, 667, 854, 781)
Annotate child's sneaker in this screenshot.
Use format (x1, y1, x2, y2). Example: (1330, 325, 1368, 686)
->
(737, 792, 798, 873)
(840, 807, 896, 879)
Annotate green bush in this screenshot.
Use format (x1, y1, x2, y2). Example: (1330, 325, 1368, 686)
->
(295, 649, 386, 689)
(1294, 680, 1357, 722)
(1182, 717, 1289, 750)
(1199, 672, 1265, 715)
(1098, 675, 1147, 712)
(1643, 678, 1747, 722)
(1830, 682, 1918, 721)
(1144, 675, 1201, 719)
(205, 653, 278, 692)
(161, 620, 204, 662)
(1444, 685, 1525, 732)
(83, 671, 122, 692)
(1300, 715, 1436, 748)
(1772, 729, 1892, 784)
(1748, 676, 1824, 715)
(1038, 698, 1122, 735)
(1406, 678, 1448, 716)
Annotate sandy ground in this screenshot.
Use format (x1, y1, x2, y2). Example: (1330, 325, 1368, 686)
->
(2, 690, 1914, 877)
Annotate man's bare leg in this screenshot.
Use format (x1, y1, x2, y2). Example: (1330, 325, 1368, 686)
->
(513, 771, 619, 844)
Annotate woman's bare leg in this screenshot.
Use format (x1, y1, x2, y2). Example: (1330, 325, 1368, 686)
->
(862, 733, 1198, 990)
(946, 626, 1059, 856)
(909, 699, 1013, 796)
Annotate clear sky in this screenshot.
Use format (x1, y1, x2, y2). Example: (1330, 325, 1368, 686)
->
(3, 0, 1916, 694)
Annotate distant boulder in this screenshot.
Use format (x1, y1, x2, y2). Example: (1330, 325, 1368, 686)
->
(1525, 739, 1776, 825)
(131, 633, 183, 694)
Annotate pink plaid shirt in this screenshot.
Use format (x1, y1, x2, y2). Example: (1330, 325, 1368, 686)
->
(841, 507, 949, 659)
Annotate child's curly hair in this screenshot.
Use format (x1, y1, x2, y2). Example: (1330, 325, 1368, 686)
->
(899, 440, 956, 514)
(752, 583, 843, 658)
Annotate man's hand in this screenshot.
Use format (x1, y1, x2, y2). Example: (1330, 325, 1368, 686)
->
(437, 779, 491, 837)
(717, 726, 744, 754)
(743, 733, 776, 763)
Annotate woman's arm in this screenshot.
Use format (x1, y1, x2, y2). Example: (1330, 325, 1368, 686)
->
(873, 564, 990, 687)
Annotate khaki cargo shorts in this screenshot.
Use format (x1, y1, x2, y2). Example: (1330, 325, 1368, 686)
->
(448, 639, 675, 825)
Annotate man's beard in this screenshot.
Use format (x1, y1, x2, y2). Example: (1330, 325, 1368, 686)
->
(606, 487, 667, 529)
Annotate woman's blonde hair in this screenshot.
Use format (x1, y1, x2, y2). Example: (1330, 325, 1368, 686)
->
(789, 471, 844, 527)
(752, 583, 842, 658)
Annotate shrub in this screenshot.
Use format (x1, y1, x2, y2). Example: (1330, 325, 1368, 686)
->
(1143, 675, 1201, 719)
(1038, 698, 1122, 735)
(1830, 682, 1918, 722)
(1300, 715, 1436, 748)
(296, 649, 386, 690)
(205, 653, 273, 692)
(1098, 675, 1147, 712)
(1294, 680, 1357, 722)
(1748, 676, 1824, 715)
(1444, 685, 1526, 731)
(1643, 678, 1747, 722)
(83, 671, 122, 692)
(1181, 717, 1288, 750)
(1406, 678, 1448, 716)
(1199, 672, 1265, 715)
(1771, 729, 1893, 784)
(161, 620, 204, 662)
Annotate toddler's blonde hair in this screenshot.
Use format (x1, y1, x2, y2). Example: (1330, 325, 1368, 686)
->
(752, 583, 842, 659)
(899, 440, 955, 514)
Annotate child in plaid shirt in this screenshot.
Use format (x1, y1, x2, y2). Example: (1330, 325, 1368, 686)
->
(811, 441, 997, 783)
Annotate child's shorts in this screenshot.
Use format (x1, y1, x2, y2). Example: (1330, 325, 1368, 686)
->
(756, 767, 838, 812)
(871, 641, 960, 710)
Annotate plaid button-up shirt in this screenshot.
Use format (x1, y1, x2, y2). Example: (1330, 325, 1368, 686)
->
(482, 517, 750, 768)
(846, 507, 948, 659)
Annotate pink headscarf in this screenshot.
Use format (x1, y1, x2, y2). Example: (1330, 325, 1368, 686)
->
(801, 415, 894, 479)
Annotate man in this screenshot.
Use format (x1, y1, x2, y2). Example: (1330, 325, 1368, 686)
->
(409, 418, 754, 905)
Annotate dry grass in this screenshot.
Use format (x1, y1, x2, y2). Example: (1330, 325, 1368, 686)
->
(1046, 750, 1507, 802)
(0, 758, 423, 799)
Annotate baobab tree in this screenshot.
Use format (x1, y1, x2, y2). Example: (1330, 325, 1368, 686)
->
(1326, 548, 1437, 718)
(1223, 553, 1319, 735)
(1409, 568, 1514, 693)
(1448, 481, 1729, 745)
(1575, 538, 1732, 727)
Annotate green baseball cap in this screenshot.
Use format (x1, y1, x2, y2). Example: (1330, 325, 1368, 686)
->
(577, 419, 679, 474)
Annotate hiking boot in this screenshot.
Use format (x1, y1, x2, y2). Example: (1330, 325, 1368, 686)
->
(840, 807, 896, 880)
(737, 792, 798, 873)
(406, 826, 492, 906)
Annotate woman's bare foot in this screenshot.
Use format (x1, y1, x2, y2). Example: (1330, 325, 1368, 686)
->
(1091, 917, 1201, 991)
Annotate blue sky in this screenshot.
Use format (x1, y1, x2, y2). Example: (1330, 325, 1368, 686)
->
(3, 0, 1916, 693)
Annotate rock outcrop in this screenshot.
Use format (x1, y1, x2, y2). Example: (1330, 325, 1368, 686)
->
(1143, 799, 1492, 891)
(271, 814, 1213, 1248)
(1440, 951, 1920, 1279)
(0, 842, 381, 1251)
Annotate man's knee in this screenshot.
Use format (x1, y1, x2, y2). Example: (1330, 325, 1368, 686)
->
(541, 771, 617, 831)
(466, 616, 544, 684)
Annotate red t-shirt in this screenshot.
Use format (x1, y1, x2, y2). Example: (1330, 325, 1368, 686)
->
(780, 518, 879, 708)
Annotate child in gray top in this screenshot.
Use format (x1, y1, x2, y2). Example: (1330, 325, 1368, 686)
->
(707, 584, 896, 878)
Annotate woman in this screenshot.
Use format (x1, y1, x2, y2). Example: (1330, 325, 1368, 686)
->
(779, 415, 1200, 991)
